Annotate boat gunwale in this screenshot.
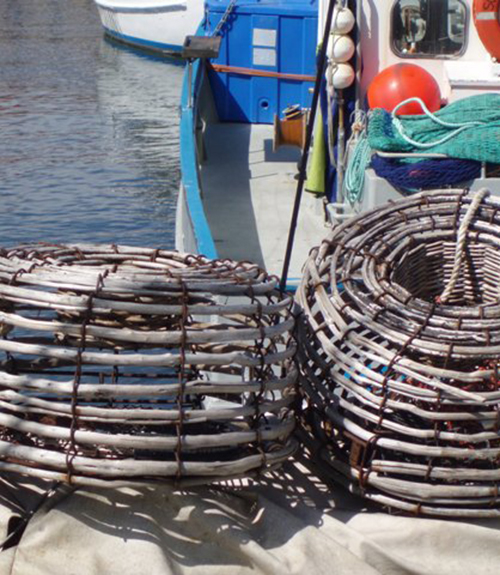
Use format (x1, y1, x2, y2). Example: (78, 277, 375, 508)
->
(179, 51, 219, 260)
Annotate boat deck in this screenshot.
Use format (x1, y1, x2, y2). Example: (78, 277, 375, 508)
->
(200, 123, 328, 286)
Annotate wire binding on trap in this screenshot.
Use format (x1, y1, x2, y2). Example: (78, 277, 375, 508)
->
(0, 244, 297, 487)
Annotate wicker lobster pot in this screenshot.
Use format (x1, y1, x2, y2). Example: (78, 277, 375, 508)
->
(296, 188, 500, 518)
(0, 244, 297, 486)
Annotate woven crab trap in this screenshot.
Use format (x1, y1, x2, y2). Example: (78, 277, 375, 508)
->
(296, 188, 500, 518)
(0, 243, 297, 486)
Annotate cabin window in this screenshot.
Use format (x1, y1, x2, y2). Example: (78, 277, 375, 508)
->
(391, 0, 468, 58)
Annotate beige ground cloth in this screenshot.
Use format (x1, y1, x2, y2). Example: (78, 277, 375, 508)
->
(0, 455, 499, 575)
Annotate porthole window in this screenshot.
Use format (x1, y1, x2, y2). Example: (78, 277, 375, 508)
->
(392, 0, 468, 58)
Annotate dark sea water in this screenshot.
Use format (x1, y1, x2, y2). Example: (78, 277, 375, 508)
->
(0, 0, 184, 248)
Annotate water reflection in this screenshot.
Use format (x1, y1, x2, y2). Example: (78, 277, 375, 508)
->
(0, 0, 184, 248)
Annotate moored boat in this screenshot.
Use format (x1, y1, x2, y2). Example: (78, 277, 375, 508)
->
(177, 0, 500, 289)
(177, 0, 324, 289)
(93, 0, 204, 56)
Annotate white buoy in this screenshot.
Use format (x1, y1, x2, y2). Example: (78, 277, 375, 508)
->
(326, 62, 355, 90)
(331, 6, 355, 35)
(327, 33, 355, 63)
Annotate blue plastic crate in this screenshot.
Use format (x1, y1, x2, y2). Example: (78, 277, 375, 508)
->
(206, 0, 318, 124)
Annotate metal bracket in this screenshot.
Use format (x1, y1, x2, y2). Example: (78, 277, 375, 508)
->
(182, 35, 221, 60)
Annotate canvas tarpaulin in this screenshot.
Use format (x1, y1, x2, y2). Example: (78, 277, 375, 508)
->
(0, 455, 499, 575)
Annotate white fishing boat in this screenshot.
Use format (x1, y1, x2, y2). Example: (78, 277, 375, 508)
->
(93, 0, 204, 56)
(177, 0, 500, 289)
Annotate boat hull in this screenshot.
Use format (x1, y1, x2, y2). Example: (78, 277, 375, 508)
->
(94, 0, 204, 55)
(176, 58, 218, 259)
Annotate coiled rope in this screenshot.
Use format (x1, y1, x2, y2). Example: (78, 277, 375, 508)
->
(342, 110, 371, 205)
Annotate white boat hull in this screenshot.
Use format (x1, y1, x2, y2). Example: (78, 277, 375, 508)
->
(94, 0, 204, 55)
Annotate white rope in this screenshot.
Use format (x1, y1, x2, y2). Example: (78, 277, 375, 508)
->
(438, 188, 489, 304)
(391, 97, 486, 150)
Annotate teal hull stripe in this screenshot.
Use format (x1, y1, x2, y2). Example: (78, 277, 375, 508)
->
(98, 4, 186, 14)
(103, 27, 183, 53)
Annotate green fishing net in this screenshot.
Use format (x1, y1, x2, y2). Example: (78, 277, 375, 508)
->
(368, 94, 500, 163)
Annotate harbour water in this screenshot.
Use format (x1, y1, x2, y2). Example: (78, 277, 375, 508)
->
(0, 0, 184, 248)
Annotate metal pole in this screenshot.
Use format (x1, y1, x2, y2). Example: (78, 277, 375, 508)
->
(187, 59, 193, 109)
(336, 90, 345, 203)
(279, 0, 338, 292)
(355, 0, 362, 113)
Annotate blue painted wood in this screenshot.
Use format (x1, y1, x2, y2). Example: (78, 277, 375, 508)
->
(179, 58, 218, 260)
(206, 0, 317, 124)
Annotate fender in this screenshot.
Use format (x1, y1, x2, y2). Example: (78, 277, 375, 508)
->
(473, 0, 500, 61)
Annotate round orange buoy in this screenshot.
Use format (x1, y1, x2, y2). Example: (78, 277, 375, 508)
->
(473, 0, 500, 62)
(367, 64, 441, 115)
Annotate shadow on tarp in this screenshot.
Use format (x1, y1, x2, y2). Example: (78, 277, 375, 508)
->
(3, 452, 500, 575)
(0, 452, 366, 566)
(0, 474, 66, 550)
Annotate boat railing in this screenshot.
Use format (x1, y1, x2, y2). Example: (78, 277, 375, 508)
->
(179, 56, 218, 259)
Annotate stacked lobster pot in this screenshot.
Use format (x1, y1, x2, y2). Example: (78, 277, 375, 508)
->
(0, 244, 297, 486)
(296, 188, 500, 518)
